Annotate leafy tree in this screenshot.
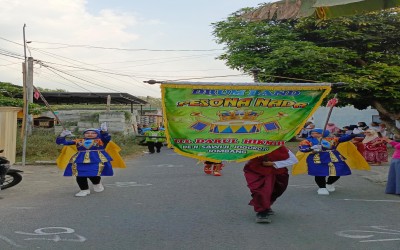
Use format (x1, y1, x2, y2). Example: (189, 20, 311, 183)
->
(138, 96, 162, 108)
(0, 82, 43, 114)
(37, 87, 67, 92)
(212, 8, 400, 133)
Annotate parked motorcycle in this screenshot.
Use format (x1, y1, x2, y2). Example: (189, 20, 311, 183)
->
(0, 150, 23, 190)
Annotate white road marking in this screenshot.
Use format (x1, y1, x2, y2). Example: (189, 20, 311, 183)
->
(15, 227, 86, 243)
(149, 164, 184, 168)
(336, 226, 400, 243)
(288, 184, 317, 189)
(361, 238, 400, 242)
(143, 164, 184, 168)
(16, 227, 75, 235)
(104, 182, 152, 187)
(0, 235, 23, 248)
(341, 199, 400, 203)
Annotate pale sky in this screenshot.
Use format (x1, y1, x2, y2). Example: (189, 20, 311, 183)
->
(0, 0, 270, 97)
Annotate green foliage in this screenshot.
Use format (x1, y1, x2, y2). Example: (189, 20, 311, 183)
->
(122, 111, 132, 121)
(137, 96, 162, 108)
(0, 81, 44, 114)
(37, 87, 67, 92)
(212, 8, 400, 116)
(16, 128, 60, 162)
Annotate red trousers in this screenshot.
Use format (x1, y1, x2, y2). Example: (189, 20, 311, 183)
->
(244, 167, 289, 212)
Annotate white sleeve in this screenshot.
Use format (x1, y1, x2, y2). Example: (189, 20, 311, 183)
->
(274, 150, 299, 168)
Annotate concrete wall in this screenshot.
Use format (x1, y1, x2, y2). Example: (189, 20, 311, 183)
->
(50, 110, 135, 135)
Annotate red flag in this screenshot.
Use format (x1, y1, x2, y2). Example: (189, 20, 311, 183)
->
(326, 97, 338, 107)
(34, 87, 40, 100)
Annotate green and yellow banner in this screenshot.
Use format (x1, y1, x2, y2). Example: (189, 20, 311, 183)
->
(161, 82, 331, 162)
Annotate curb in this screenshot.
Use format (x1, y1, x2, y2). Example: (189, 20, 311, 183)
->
(14, 161, 56, 166)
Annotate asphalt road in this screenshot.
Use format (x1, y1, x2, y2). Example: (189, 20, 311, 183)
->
(1, 148, 400, 250)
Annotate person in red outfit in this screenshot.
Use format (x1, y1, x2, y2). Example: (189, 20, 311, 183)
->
(243, 146, 298, 223)
(362, 129, 388, 165)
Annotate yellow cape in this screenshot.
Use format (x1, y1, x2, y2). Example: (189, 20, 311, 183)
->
(292, 141, 370, 175)
(56, 141, 127, 170)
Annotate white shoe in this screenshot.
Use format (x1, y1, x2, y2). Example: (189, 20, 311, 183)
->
(317, 188, 329, 195)
(75, 190, 90, 197)
(93, 183, 104, 192)
(326, 184, 335, 192)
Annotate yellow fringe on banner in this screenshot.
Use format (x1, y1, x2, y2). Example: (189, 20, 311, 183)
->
(161, 82, 332, 163)
(161, 83, 332, 91)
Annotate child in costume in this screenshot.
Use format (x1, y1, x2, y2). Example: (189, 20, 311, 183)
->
(294, 128, 369, 195)
(56, 122, 125, 197)
(203, 161, 224, 176)
(243, 146, 298, 223)
(382, 136, 400, 195)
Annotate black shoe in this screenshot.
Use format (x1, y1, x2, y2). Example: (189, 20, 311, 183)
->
(265, 209, 275, 215)
(256, 212, 272, 223)
(156, 150, 160, 153)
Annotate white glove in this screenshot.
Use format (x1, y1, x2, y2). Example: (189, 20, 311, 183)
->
(59, 130, 72, 137)
(100, 122, 108, 131)
(311, 145, 322, 151)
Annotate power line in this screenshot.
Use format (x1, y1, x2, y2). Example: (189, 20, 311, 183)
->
(0, 52, 24, 60)
(91, 53, 219, 65)
(35, 71, 86, 91)
(167, 74, 246, 82)
(43, 66, 95, 93)
(30, 47, 221, 87)
(0, 62, 20, 67)
(38, 60, 139, 78)
(0, 37, 24, 46)
(39, 59, 250, 82)
(30, 47, 161, 95)
(39, 62, 160, 96)
(29, 41, 223, 52)
(31, 47, 145, 83)
(40, 63, 122, 92)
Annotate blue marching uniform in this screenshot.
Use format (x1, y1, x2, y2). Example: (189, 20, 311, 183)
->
(56, 131, 114, 177)
(299, 133, 354, 177)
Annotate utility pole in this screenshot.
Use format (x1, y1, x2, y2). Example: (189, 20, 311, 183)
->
(250, 67, 261, 83)
(26, 57, 33, 135)
(26, 57, 34, 103)
(22, 24, 29, 167)
(21, 24, 33, 166)
(106, 95, 111, 112)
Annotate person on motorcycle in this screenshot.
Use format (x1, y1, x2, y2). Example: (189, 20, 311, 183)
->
(0, 149, 23, 191)
(56, 123, 125, 197)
